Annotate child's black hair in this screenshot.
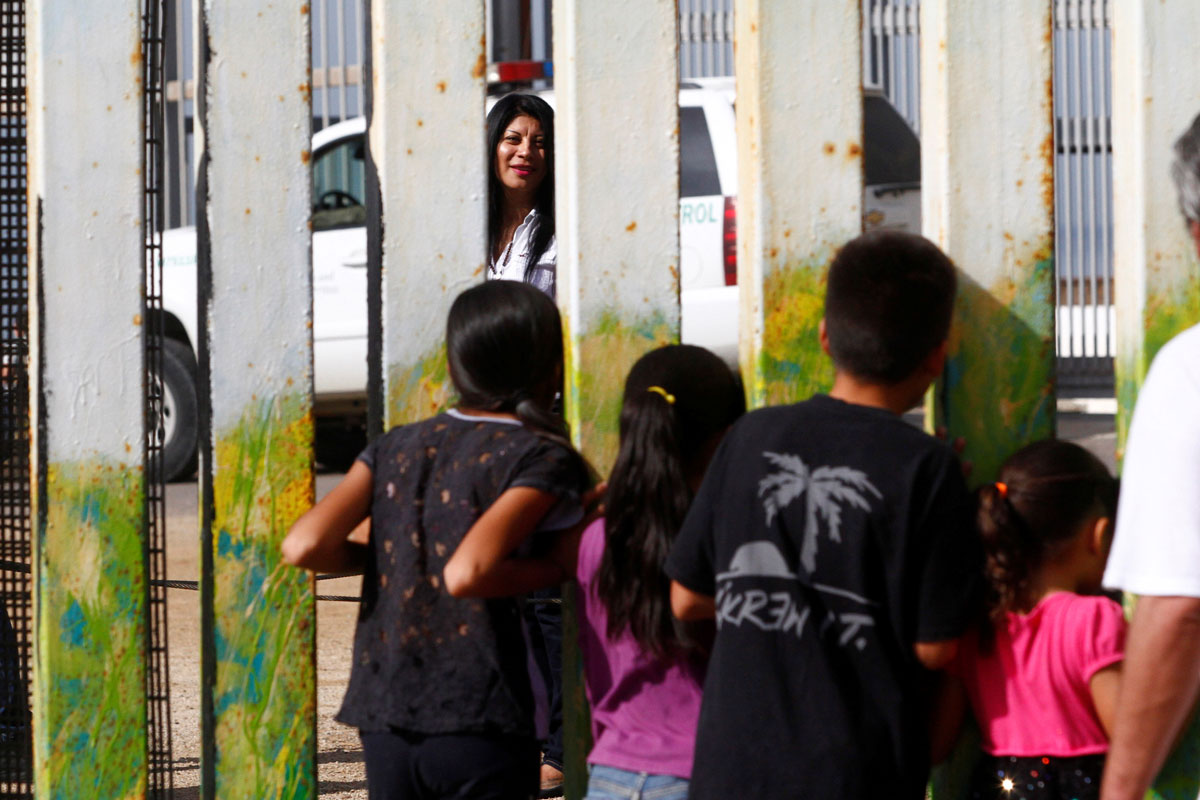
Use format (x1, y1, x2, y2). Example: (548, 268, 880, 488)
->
(824, 230, 957, 383)
(978, 439, 1118, 626)
(595, 344, 745, 660)
(446, 280, 567, 439)
(487, 93, 555, 281)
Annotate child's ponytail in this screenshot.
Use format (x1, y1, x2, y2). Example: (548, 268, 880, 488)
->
(977, 439, 1118, 632)
(978, 481, 1042, 627)
(596, 345, 744, 660)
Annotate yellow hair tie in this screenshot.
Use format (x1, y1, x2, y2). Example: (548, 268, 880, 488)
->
(647, 386, 675, 405)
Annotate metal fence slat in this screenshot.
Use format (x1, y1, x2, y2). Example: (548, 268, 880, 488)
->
(196, 2, 317, 797)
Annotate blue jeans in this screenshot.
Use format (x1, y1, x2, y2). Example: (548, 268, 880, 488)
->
(585, 765, 690, 800)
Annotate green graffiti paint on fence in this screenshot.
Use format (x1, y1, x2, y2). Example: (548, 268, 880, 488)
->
(37, 460, 146, 798)
(1115, 282, 1200, 459)
(387, 345, 454, 428)
(750, 259, 835, 409)
(564, 309, 675, 473)
(936, 253, 1056, 484)
(209, 393, 315, 799)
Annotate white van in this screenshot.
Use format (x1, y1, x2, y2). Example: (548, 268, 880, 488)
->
(156, 79, 918, 480)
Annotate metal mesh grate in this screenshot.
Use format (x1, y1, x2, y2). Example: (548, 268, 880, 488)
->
(143, 0, 175, 796)
(0, 0, 32, 795)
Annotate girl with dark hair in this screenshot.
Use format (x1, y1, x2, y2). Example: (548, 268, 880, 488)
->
(283, 280, 589, 800)
(940, 439, 1124, 800)
(561, 345, 744, 800)
(487, 93, 557, 295)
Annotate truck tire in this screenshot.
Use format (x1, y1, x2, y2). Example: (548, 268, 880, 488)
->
(156, 338, 199, 482)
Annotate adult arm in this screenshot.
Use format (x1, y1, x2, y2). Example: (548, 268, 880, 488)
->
(281, 460, 372, 573)
(443, 486, 565, 597)
(1100, 596, 1200, 800)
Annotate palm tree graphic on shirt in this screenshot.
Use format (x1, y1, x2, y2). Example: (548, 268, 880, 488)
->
(757, 452, 882, 573)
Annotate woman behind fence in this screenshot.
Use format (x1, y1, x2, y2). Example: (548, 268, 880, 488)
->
(486, 91, 567, 797)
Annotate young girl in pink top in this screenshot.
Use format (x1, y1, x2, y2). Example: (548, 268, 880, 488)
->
(565, 345, 743, 800)
(947, 439, 1122, 800)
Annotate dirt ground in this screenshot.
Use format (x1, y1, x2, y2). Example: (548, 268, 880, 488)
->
(164, 472, 366, 799)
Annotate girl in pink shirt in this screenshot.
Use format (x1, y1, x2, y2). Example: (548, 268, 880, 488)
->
(944, 439, 1123, 800)
(561, 345, 743, 800)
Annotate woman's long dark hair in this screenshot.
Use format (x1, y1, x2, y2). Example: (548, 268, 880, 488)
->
(978, 439, 1118, 630)
(595, 345, 745, 660)
(446, 280, 567, 439)
(487, 93, 555, 282)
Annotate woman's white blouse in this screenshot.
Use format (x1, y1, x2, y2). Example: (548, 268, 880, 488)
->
(488, 208, 557, 296)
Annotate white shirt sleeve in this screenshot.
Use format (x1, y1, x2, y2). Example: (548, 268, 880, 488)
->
(1104, 324, 1200, 597)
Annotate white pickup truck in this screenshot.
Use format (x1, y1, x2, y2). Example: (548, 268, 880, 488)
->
(157, 80, 919, 480)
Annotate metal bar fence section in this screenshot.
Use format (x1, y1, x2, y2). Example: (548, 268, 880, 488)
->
(735, 0, 862, 408)
(142, 0, 175, 795)
(27, 2, 150, 795)
(0, 0, 32, 794)
(195, 2, 316, 797)
(1055, 0, 1114, 386)
(679, 0, 732, 81)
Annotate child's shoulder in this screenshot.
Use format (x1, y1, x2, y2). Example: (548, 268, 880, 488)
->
(728, 395, 949, 459)
(1045, 592, 1126, 627)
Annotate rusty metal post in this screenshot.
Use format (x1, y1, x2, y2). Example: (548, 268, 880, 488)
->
(195, 2, 316, 797)
(735, 1, 863, 409)
(552, 1, 680, 796)
(1112, 4, 1200, 457)
(1110, 6, 1200, 796)
(26, 2, 150, 795)
(921, 0, 1056, 482)
(371, 1, 487, 429)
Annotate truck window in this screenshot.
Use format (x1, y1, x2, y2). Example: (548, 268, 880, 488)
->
(312, 136, 366, 231)
(680, 106, 721, 198)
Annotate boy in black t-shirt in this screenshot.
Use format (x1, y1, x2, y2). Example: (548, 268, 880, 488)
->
(666, 231, 982, 800)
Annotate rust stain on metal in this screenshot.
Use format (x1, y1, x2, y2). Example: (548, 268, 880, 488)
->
(1003, 231, 1014, 241)
(769, 247, 778, 259)
(300, 150, 311, 165)
(846, 142, 862, 159)
(822, 142, 836, 155)
(245, 208, 251, 215)
(784, 229, 792, 239)
(298, 82, 311, 103)
(472, 52, 487, 79)
(300, 3, 309, 13)
(625, 221, 637, 232)
(417, 119, 424, 127)
(1038, 132, 1055, 213)
(132, 314, 142, 326)
(436, 81, 447, 93)
(130, 47, 142, 66)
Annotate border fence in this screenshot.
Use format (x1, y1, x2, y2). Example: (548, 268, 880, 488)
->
(8, 1, 1199, 798)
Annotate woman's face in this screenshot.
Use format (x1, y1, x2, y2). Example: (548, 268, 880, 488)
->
(494, 114, 546, 197)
